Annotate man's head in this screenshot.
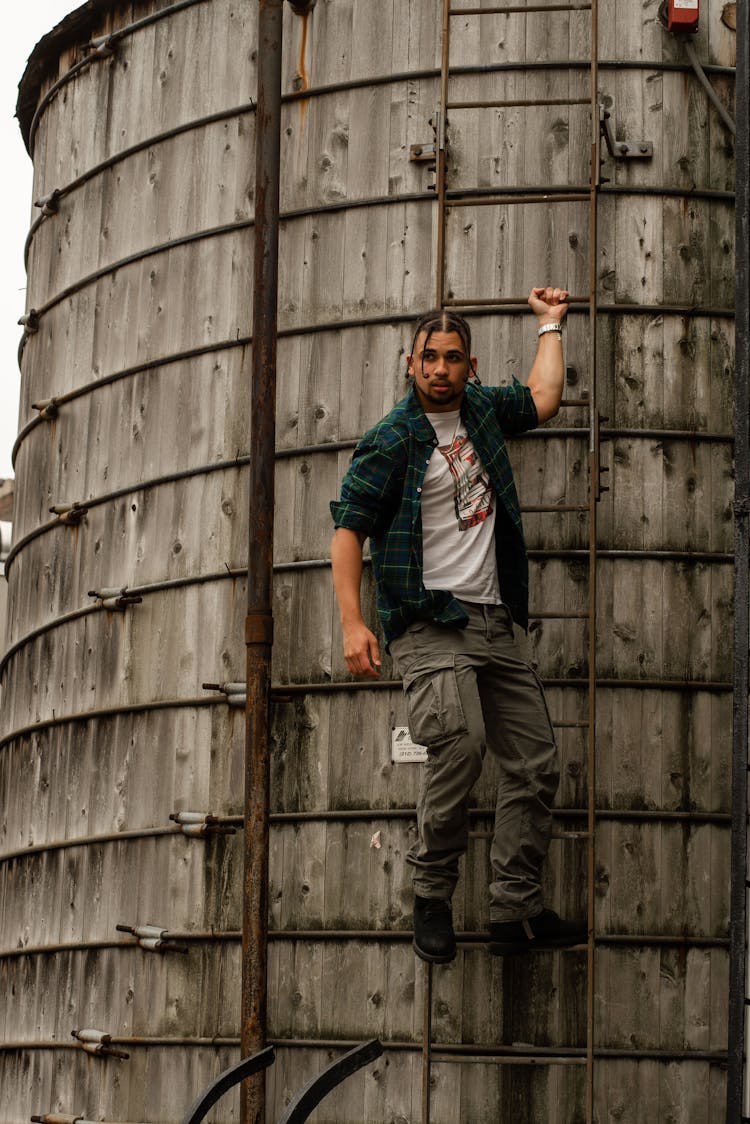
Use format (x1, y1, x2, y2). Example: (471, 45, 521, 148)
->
(406, 309, 478, 413)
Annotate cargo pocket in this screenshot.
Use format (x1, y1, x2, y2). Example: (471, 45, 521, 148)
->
(401, 655, 468, 747)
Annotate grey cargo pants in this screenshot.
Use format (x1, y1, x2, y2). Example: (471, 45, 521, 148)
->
(389, 601, 559, 922)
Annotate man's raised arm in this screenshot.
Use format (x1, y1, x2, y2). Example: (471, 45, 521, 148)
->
(330, 527, 382, 679)
(526, 285, 569, 424)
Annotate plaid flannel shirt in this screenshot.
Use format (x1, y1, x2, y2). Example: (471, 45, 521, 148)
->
(330, 379, 538, 646)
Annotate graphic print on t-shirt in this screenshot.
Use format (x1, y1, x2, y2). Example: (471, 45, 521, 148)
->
(439, 435, 494, 531)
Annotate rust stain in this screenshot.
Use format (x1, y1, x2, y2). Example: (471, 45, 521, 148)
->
(296, 12, 310, 134)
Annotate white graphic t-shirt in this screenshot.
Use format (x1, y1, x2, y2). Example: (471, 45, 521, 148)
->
(421, 410, 501, 604)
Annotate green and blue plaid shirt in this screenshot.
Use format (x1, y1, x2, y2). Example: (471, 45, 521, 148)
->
(330, 379, 538, 645)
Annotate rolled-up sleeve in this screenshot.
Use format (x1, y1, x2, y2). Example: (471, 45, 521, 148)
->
(330, 435, 402, 536)
(493, 378, 539, 435)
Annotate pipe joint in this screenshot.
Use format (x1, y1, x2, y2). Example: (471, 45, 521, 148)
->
(88, 587, 142, 610)
(34, 189, 62, 216)
(202, 681, 247, 707)
(32, 398, 59, 420)
(245, 612, 274, 646)
(31, 1116, 84, 1124)
(86, 34, 116, 58)
(50, 502, 88, 525)
(71, 1029, 129, 1060)
(18, 310, 40, 333)
(115, 923, 188, 953)
(169, 810, 237, 837)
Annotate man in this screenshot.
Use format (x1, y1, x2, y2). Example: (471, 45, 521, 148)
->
(329, 291, 586, 963)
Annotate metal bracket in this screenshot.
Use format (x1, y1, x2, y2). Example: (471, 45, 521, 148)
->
(169, 810, 237, 837)
(115, 923, 188, 953)
(410, 142, 437, 162)
(71, 1029, 129, 1060)
(410, 110, 440, 190)
(50, 501, 88, 525)
(600, 105, 653, 160)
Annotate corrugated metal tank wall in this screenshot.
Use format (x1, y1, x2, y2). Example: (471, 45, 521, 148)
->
(1, 0, 735, 1121)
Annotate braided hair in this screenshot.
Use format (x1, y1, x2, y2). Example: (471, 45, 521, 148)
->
(407, 309, 477, 379)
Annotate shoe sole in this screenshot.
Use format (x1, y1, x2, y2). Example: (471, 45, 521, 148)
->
(489, 936, 586, 956)
(413, 938, 456, 964)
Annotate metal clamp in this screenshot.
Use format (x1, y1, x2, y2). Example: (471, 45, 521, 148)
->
(115, 923, 188, 953)
(600, 105, 653, 160)
(31, 1115, 86, 1124)
(18, 310, 40, 333)
(32, 398, 59, 420)
(50, 502, 89, 525)
(88, 586, 143, 611)
(86, 34, 116, 57)
(71, 1029, 129, 1060)
(34, 189, 62, 216)
(169, 811, 237, 837)
(202, 681, 247, 707)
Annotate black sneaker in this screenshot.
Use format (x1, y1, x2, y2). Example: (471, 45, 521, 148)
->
(489, 908, 587, 955)
(413, 896, 456, 964)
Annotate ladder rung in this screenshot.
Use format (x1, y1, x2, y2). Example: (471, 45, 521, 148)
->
(530, 610, 590, 619)
(450, 4, 593, 14)
(523, 505, 589, 513)
(447, 97, 591, 110)
(471, 829, 591, 840)
(443, 295, 590, 306)
(447, 192, 590, 207)
(560, 398, 591, 407)
(552, 720, 590, 727)
(430, 1051, 587, 1066)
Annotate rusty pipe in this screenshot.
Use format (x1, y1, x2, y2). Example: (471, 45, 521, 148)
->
(243, 2, 283, 1123)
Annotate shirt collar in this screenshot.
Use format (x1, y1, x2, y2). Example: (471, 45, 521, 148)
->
(401, 383, 464, 444)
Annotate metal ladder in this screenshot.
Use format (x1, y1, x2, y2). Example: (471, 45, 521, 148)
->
(419, 2, 602, 1120)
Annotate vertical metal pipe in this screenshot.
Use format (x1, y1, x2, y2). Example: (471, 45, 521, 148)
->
(585, 4, 599, 1122)
(421, 962, 434, 1124)
(242, 1, 283, 1122)
(727, 0, 749, 1117)
(436, 0, 451, 308)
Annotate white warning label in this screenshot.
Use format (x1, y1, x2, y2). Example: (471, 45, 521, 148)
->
(391, 726, 428, 764)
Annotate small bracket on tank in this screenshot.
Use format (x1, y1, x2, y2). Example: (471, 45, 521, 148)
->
(50, 501, 88, 525)
(71, 1028, 129, 1060)
(85, 33, 116, 58)
(18, 310, 40, 333)
(169, 810, 237, 837)
(599, 104, 653, 160)
(288, 0, 317, 13)
(88, 586, 142, 610)
(115, 923, 189, 953)
(202, 680, 247, 707)
(32, 397, 59, 420)
(34, 188, 62, 216)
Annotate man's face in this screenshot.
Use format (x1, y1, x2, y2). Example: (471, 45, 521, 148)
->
(407, 330, 477, 413)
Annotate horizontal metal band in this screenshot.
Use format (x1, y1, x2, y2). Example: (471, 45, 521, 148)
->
(22, 36, 735, 156)
(0, 675, 732, 754)
(0, 930, 728, 964)
(0, 697, 219, 754)
(450, 3, 593, 12)
(5, 423, 733, 574)
(0, 1035, 727, 1063)
(0, 545, 733, 681)
(14, 297, 734, 464)
(25, 0, 213, 154)
(20, 199, 736, 348)
(0, 805, 728, 869)
(25, 166, 733, 273)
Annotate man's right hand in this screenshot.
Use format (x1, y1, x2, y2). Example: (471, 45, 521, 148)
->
(342, 620, 382, 678)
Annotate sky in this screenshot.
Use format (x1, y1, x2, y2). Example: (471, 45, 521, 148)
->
(0, 2, 75, 481)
